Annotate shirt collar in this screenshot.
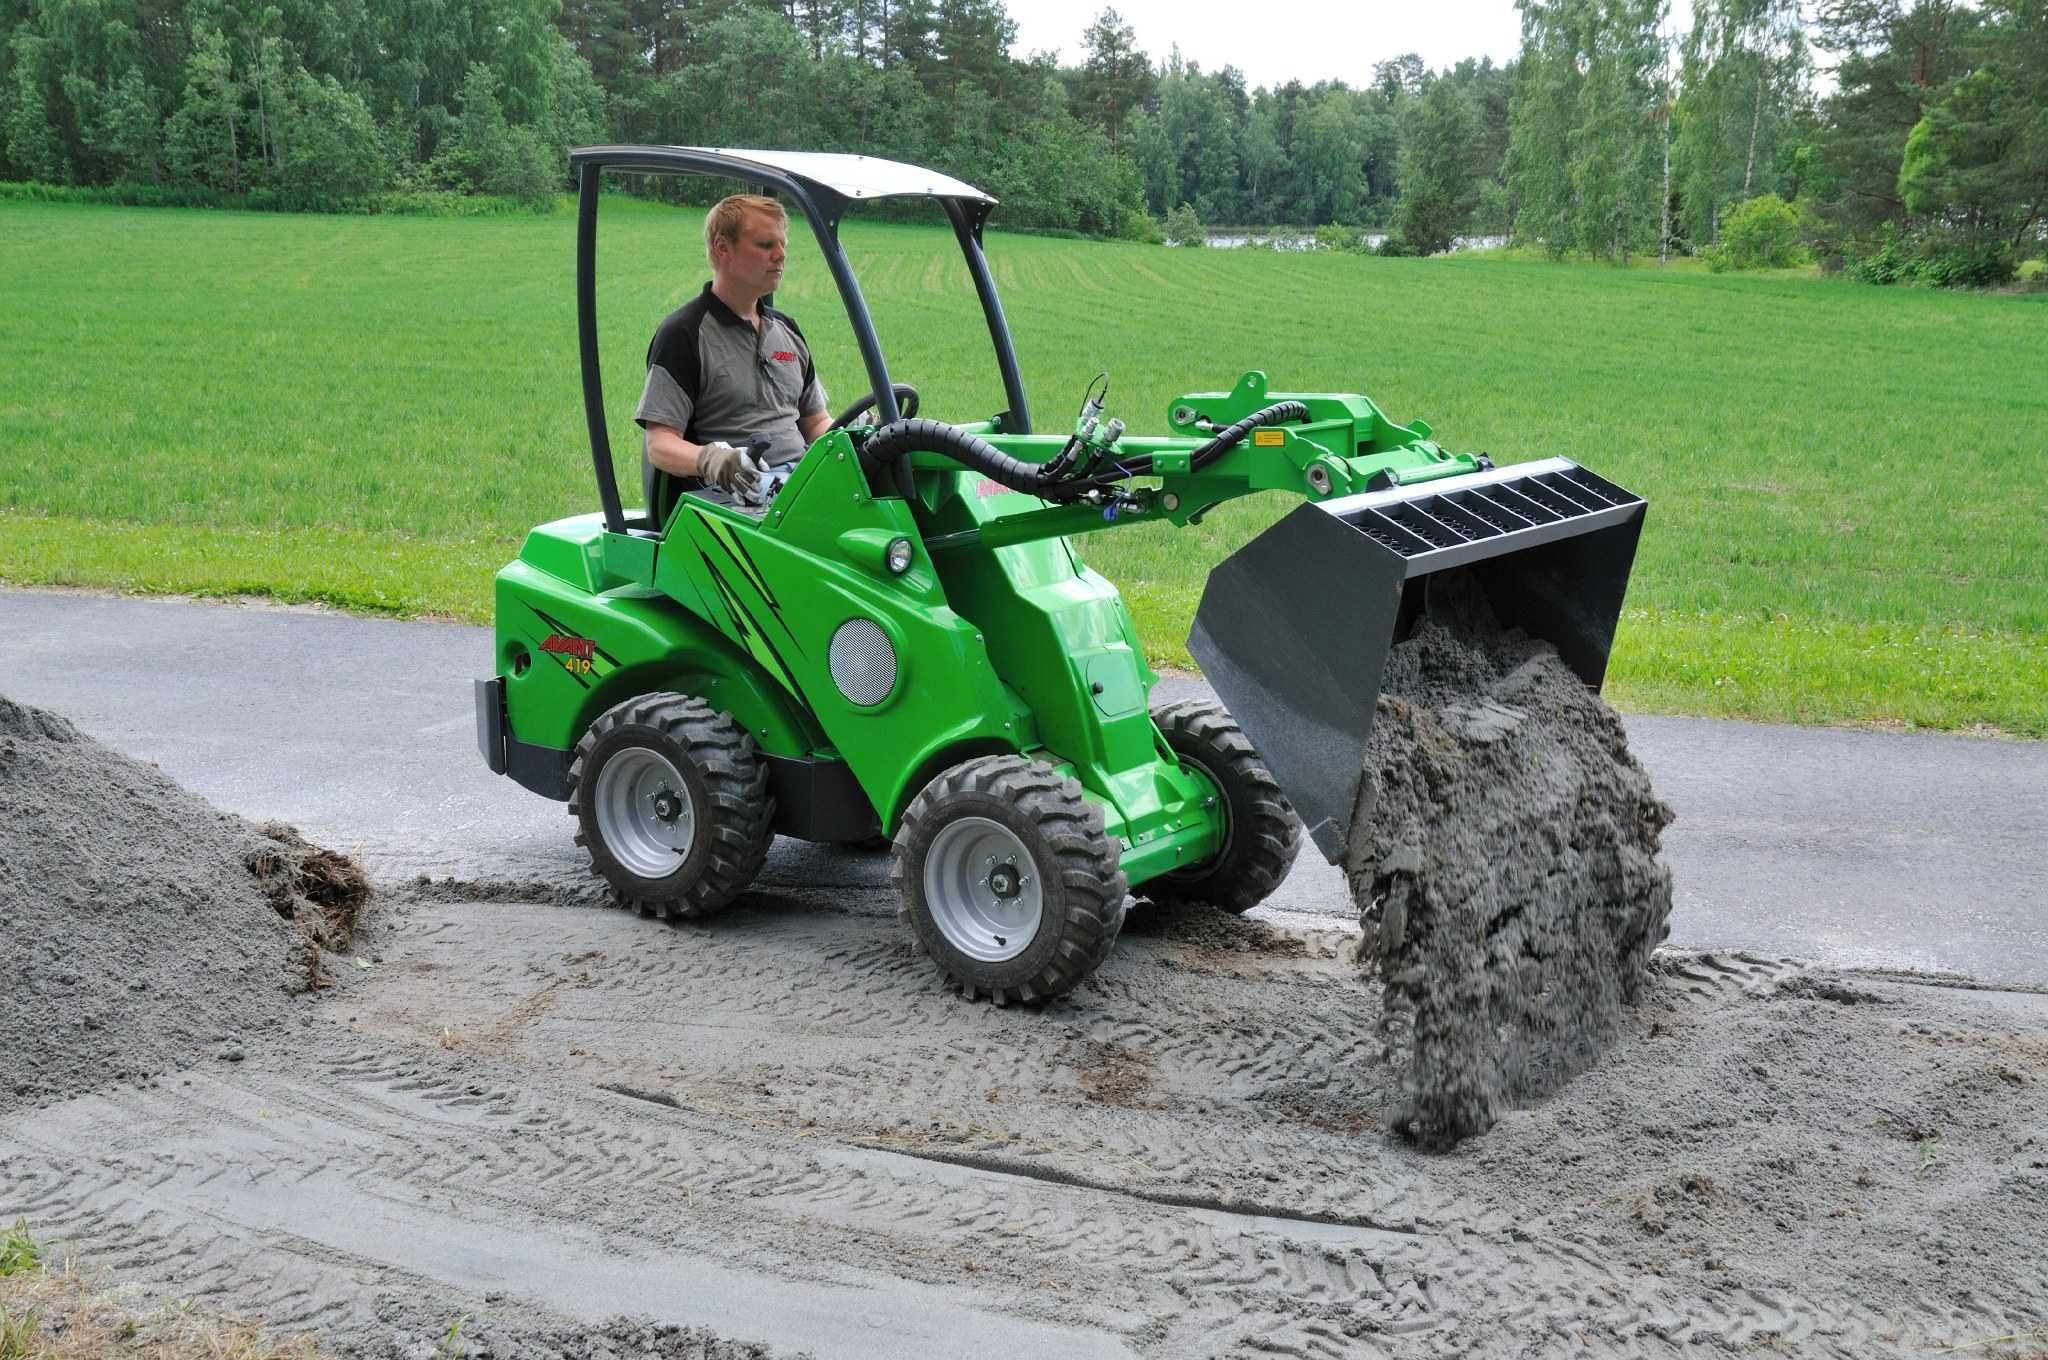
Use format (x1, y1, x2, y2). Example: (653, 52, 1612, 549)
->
(700, 282, 761, 330)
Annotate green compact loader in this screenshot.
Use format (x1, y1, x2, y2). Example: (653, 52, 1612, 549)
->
(476, 147, 1648, 1003)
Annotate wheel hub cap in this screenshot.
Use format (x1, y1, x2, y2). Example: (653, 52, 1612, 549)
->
(924, 817, 1042, 963)
(593, 748, 696, 880)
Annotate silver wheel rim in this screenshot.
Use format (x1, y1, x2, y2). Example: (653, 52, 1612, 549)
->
(594, 748, 696, 879)
(923, 816, 1043, 963)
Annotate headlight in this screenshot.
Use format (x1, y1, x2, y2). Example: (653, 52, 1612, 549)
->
(885, 536, 915, 574)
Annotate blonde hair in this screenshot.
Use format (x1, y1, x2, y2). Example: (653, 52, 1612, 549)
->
(705, 194, 786, 264)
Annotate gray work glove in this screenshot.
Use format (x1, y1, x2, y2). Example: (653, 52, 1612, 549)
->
(698, 441, 759, 496)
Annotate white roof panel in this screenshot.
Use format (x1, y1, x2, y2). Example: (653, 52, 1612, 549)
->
(673, 147, 995, 204)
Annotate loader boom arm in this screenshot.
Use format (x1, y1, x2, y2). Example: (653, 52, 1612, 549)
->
(880, 371, 1648, 869)
(914, 370, 1490, 555)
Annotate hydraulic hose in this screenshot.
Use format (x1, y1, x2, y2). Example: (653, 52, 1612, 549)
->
(860, 401, 1312, 501)
(861, 418, 1090, 502)
(1187, 401, 1312, 473)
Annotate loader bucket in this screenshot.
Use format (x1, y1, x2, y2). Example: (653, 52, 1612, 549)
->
(1187, 457, 1647, 864)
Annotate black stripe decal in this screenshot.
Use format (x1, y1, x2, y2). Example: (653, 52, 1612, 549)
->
(700, 551, 806, 698)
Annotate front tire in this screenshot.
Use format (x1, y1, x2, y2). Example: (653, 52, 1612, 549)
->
(569, 694, 774, 920)
(892, 756, 1126, 1004)
(1145, 699, 1301, 914)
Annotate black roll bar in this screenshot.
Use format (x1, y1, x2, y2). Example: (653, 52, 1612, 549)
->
(574, 164, 623, 533)
(567, 146, 1026, 528)
(943, 198, 1032, 435)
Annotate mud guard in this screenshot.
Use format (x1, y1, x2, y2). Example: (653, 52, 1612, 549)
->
(1188, 457, 1648, 864)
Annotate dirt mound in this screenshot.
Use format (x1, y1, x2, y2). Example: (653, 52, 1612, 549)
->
(0, 696, 370, 1109)
(1346, 614, 1674, 1147)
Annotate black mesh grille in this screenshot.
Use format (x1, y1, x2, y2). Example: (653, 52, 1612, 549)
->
(1415, 497, 1503, 541)
(1390, 505, 1460, 547)
(1558, 465, 1631, 505)
(1518, 477, 1598, 518)
(1447, 488, 1532, 533)
(1337, 463, 1640, 562)
(1355, 513, 1433, 554)
(1486, 483, 1563, 524)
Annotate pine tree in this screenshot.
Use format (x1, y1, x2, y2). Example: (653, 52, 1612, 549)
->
(1812, 0, 1980, 236)
(1077, 6, 1148, 153)
(1396, 75, 1479, 253)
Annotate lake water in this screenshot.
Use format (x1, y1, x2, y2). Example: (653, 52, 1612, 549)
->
(1199, 232, 1508, 252)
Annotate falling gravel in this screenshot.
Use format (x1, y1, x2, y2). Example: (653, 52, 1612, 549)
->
(1346, 606, 1674, 1147)
(0, 696, 369, 1110)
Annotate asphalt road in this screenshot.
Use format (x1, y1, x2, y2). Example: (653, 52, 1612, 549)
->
(5, 588, 2043, 986)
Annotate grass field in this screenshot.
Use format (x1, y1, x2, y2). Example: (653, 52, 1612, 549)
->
(2, 198, 2043, 735)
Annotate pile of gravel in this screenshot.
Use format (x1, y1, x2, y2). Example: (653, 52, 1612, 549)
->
(0, 696, 368, 1110)
(1346, 612, 1674, 1147)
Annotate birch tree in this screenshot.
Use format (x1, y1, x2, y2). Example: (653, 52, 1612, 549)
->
(1673, 0, 1809, 247)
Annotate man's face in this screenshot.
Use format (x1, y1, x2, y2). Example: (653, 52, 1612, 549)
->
(713, 210, 788, 298)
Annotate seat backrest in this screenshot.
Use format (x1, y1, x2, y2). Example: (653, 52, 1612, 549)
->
(644, 451, 696, 532)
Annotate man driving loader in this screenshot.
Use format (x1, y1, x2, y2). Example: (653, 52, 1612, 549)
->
(635, 194, 831, 516)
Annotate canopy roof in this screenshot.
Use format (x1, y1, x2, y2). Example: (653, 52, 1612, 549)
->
(568, 145, 996, 206)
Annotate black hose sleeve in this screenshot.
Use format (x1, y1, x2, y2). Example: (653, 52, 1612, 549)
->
(859, 418, 1087, 502)
(1187, 401, 1312, 473)
(1062, 399, 1311, 492)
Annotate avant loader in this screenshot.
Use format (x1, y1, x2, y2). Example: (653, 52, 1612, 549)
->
(477, 147, 1647, 1004)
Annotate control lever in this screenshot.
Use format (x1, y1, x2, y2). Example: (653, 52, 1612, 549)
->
(735, 436, 792, 510)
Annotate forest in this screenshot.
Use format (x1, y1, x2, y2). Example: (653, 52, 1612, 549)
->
(2, 0, 2042, 280)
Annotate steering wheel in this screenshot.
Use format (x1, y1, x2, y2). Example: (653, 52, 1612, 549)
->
(830, 384, 920, 431)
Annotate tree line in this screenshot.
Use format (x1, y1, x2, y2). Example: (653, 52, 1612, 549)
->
(1505, 0, 2042, 281)
(2, 0, 2040, 278)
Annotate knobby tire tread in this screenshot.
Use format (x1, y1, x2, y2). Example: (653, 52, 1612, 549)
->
(1146, 699, 1301, 915)
(568, 693, 774, 921)
(892, 755, 1126, 1006)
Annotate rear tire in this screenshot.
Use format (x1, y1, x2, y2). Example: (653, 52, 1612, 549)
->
(1145, 699, 1301, 915)
(569, 693, 774, 921)
(893, 756, 1126, 1004)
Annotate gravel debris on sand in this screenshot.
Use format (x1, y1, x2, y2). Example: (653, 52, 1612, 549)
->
(1123, 895, 1308, 956)
(1347, 609, 1674, 1147)
(0, 696, 369, 1110)
(377, 1314, 806, 1360)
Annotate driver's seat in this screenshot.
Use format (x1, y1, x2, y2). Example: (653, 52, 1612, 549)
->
(643, 455, 678, 531)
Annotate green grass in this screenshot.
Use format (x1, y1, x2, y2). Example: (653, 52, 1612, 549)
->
(0, 1222, 38, 1278)
(3, 199, 2044, 734)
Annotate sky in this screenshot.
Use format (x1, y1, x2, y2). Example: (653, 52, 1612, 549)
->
(1007, 0, 1529, 89)
(1006, 0, 1702, 89)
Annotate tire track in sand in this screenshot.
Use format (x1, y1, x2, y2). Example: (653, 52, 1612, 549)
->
(7, 895, 2043, 1359)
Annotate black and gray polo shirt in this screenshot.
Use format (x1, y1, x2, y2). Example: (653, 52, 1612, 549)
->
(635, 283, 828, 500)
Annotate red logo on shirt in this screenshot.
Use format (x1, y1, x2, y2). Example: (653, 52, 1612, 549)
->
(769, 350, 798, 363)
